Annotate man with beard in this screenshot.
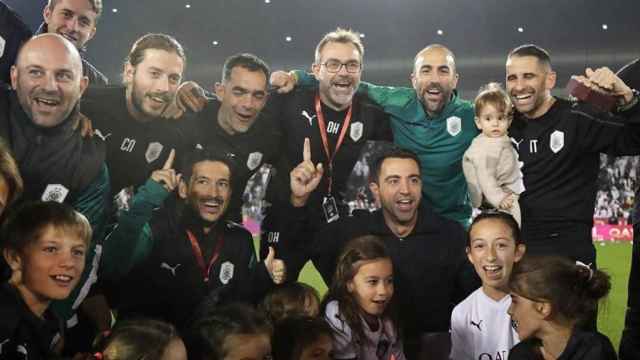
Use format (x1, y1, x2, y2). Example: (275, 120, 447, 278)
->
(505, 44, 640, 267)
(0, 33, 109, 330)
(81, 33, 189, 212)
(273, 44, 476, 227)
(260, 28, 392, 278)
(28, 0, 108, 86)
(177, 53, 280, 222)
(283, 145, 468, 360)
(101, 147, 285, 332)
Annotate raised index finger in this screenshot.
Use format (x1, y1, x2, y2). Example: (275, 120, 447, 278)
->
(163, 149, 176, 170)
(303, 137, 311, 162)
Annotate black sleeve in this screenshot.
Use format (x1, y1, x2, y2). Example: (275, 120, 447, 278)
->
(450, 222, 479, 306)
(0, 2, 32, 86)
(570, 102, 640, 156)
(620, 229, 640, 360)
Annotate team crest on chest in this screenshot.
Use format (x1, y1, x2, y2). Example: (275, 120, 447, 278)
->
(350, 122, 363, 141)
(446, 116, 462, 136)
(219, 261, 235, 284)
(42, 184, 69, 203)
(247, 152, 263, 171)
(145, 142, 164, 163)
(549, 130, 565, 153)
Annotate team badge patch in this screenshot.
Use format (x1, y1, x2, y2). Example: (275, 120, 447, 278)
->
(247, 152, 263, 171)
(42, 184, 69, 203)
(0, 36, 5, 58)
(145, 142, 164, 163)
(446, 116, 462, 136)
(220, 261, 235, 284)
(350, 122, 364, 142)
(549, 130, 565, 153)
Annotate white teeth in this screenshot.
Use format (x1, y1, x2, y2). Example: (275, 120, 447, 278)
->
(398, 199, 411, 204)
(36, 98, 59, 106)
(483, 265, 501, 271)
(515, 94, 531, 100)
(54, 275, 71, 281)
(150, 97, 165, 103)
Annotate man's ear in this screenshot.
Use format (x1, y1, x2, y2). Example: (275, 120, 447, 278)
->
(311, 63, 321, 80)
(214, 82, 225, 99)
(178, 178, 188, 200)
(369, 181, 381, 207)
(43, 4, 53, 24)
(545, 70, 557, 91)
(537, 301, 552, 319)
(10, 65, 17, 90)
(124, 63, 135, 85)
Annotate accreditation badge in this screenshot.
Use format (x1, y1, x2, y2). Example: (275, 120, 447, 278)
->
(322, 195, 340, 223)
(42, 184, 69, 203)
(350, 122, 363, 142)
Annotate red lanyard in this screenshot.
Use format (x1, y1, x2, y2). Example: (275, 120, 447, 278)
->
(314, 94, 353, 194)
(186, 229, 225, 282)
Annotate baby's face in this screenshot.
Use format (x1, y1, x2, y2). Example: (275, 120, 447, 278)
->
(475, 103, 512, 138)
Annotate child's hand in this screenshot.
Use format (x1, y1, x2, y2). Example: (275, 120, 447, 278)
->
(499, 194, 515, 210)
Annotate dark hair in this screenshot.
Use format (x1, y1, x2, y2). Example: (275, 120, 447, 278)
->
(474, 82, 514, 119)
(0, 139, 23, 209)
(125, 33, 186, 69)
(272, 316, 332, 360)
(468, 211, 521, 245)
(508, 44, 552, 69)
(187, 303, 273, 360)
(260, 282, 321, 324)
(93, 318, 181, 360)
(370, 147, 421, 184)
(222, 53, 270, 83)
(322, 235, 398, 346)
(509, 255, 611, 324)
(180, 147, 239, 192)
(1, 201, 92, 254)
(48, 0, 103, 19)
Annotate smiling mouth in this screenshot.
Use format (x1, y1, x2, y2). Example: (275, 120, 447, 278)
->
(201, 200, 221, 213)
(483, 265, 503, 278)
(34, 97, 61, 108)
(51, 274, 74, 286)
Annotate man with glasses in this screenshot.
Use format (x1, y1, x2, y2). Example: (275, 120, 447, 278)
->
(260, 28, 392, 279)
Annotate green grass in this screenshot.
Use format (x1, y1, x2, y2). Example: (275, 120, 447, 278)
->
(296, 241, 633, 351)
(596, 241, 632, 350)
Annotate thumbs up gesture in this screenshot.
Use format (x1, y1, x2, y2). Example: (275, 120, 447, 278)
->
(290, 138, 324, 207)
(264, 246, 286, 284)
(150, 149, 181, 192)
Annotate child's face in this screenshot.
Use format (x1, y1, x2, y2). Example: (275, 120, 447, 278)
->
(507, 292, 547, 341)
(474, 103, 511, 138)
(347, 258, 394, 317)
(467, 219, 525, 300)
(223, 333, 271, 360)
(6, 226, 87, 307)
(299, 334, 333, 360)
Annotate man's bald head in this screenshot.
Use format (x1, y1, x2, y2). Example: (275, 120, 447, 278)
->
(11, 33, 88, 128)
(414, 44, 457, 74)
(411, 44, 459, 116)
(16, 34, 84, 72)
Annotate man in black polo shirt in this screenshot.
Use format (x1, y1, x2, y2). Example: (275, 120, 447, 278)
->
(505, 44, 640, 266)
(81, 33, 189, 212)
(260, 28, 392, 278)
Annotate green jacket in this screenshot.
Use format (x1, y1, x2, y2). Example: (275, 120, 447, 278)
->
(50, 164, 110, 325)
(295, 71, 477, 226)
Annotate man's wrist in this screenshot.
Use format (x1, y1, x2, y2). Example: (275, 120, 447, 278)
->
(290, 193, 308, 207)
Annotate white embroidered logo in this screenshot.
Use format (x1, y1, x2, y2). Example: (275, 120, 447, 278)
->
(246, 152, 263, 171)
(350, 122, 363, 142)
(160, 262, 181, 276)
(511, 137, 524, 150)
(0, 36, 5, 58)
(42, 184, 69, 203)
(219, 261, 235, 284)
(446, 116, 462, 136)
(93, 129, 112, 141)
(301, 110, 316, 126)
(549, 130, 565, 153)
(145, 142, 164, 163)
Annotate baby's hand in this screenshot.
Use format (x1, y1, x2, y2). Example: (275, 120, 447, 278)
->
(499, 194, 515, 210)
